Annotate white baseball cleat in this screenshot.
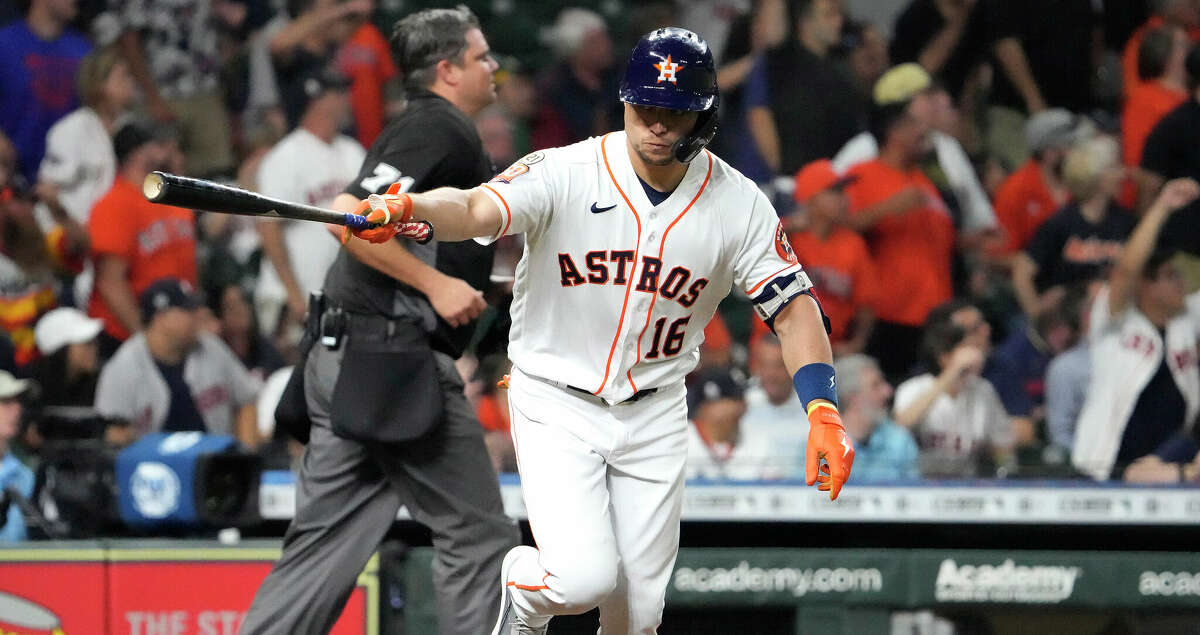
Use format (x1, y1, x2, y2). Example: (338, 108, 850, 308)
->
(491, 545, 548, 635)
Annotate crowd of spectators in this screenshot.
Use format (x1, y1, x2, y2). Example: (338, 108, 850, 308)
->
(4, 0, 1200, 539)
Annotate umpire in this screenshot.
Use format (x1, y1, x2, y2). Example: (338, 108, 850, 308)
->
(241, 8, 519, 634)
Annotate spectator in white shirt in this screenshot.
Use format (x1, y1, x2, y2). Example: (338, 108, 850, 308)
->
(740, 333, 808, 478)
(37, 45, 135, 226)
(255, 69, 365, 337)
(36, 45, 137, 307)
(894, 300, 1014, 477)
(1072, 178, 1200, 480)
(686, 367, 786, 481)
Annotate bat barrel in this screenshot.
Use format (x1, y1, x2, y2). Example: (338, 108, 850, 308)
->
(143, 171, 361, 227)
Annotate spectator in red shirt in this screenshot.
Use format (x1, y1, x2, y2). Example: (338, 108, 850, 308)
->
(337, 9, 397, 147)
(1124, 26, 1189, 171)
(87, 121, 196, 358)
(788, 159, 877, 356)
(993, 109, 1093, 255)
(844, 70, 956, 381)
(1122, 0, 1200, 98)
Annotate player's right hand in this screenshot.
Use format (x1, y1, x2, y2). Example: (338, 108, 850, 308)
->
(342, 187, 413, 244)
(427, 275, 486, 328)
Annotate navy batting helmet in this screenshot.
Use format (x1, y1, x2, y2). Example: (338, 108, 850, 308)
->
(619, 27, 719, 163)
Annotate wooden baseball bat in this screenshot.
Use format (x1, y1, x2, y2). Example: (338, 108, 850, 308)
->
(142, 171, 373, 230)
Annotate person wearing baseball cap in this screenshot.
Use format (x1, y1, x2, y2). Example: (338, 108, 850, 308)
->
(784, 159, 876, 354)
(832, 62, 997, 241)
(685, 367, 755, 480)
(993, 109, 1094, 255)
(87, 118, 197, 358)
(256, 66, 364, 341)
(281, 67, 353, 131)
(94, 277, 260, 444)
(841, 64, 960, 382)
(28, 307, 103, 407)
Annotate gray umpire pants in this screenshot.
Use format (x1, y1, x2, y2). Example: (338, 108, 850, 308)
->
(241, 343, 519, 635)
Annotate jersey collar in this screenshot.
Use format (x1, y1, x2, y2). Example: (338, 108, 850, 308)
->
(604, 131, 710, 212)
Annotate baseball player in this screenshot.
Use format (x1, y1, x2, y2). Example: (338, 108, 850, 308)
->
(345, 28, 854, 634)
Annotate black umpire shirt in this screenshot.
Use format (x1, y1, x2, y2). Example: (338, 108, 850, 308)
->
(326, 90, 495, 358)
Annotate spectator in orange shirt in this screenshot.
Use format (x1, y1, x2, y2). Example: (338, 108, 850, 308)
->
(844, 79, 956, 381)
(337, 9, 397, 147)
(788, 159, 877, 357)
(87, 121, 196, 358)
(994, 109, 1093, 255)
(1122, 0, 1200, 97)
(1124, 26, 1189, 171)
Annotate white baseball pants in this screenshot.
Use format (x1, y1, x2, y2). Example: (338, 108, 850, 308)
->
(503, 367, 689, 634)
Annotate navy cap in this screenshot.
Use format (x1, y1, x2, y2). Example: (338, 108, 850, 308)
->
(140, 278, 202, 324)
(686, 367, 747, 418)
(283, 66, 352, 128)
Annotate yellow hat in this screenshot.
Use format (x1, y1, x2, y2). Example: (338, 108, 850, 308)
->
(873, 63, 933, 106)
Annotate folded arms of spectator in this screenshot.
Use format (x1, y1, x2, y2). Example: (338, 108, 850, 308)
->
(846, 185, 925, 233)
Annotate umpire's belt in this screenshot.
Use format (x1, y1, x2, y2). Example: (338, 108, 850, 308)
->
(520, 368, 657, 406)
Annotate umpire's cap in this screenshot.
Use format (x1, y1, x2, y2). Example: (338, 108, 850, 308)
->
(619, 27, 719, 163)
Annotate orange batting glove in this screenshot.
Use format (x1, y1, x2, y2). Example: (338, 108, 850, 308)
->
(805, 402, 854, 500)
(340, 183, 414, 244)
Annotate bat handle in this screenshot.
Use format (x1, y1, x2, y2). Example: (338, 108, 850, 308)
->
(342, 213, 373, 230)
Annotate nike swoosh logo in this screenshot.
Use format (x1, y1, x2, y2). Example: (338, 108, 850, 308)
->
(590, 202, 617, 214)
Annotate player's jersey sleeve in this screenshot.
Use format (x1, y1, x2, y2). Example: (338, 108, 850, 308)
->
(475, 150, 557, 244)
(732, 188, 812, 325)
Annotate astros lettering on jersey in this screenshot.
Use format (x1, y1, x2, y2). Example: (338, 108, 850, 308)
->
(477, 131, 813, 404)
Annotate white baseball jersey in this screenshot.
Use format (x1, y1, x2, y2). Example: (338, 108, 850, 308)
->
(255, 128, 365, 303)
(893, 373, 1011, 477)
(1072, 286, 1200, 479)
(478, 131, 812, 404)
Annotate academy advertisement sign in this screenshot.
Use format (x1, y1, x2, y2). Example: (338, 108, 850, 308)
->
(933, 558, 1082, 603)
(667, 549, 901, 605)
(650, 549, 1200, 610)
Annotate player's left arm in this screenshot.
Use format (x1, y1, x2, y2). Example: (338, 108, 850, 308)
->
(736, 191, 853, 499)
(772, 294, 854, 500)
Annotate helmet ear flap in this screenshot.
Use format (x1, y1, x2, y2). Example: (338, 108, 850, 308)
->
(672, 93, 720, 163)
